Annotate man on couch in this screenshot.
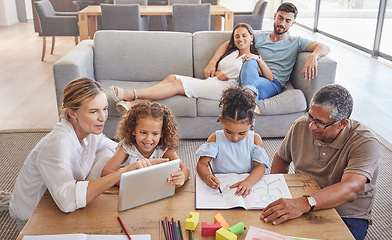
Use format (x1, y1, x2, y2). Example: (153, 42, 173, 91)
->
(261, 84, 380, 240)
(204, 2, 330, 100)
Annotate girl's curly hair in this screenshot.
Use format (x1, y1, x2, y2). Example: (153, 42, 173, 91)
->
(219, 87, 256, 125)
(116, 101, 179, 150)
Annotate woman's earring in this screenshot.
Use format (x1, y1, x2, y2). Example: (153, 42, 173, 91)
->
(73, 118, 78, 123)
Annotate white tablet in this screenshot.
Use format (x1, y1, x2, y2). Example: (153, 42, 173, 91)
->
(118, 159, 181, 212)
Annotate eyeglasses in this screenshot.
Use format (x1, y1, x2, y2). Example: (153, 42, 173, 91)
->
(304, 112, 337, 129)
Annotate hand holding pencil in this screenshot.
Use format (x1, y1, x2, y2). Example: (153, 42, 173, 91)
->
(207, 162, 223, 197)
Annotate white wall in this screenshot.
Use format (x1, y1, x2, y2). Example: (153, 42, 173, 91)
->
(25, 0, 33, 20)
(0, 0, 19, 26)
(219, 0, 257, 13)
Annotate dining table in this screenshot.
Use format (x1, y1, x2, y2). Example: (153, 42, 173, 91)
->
(78, 4, 234, 40)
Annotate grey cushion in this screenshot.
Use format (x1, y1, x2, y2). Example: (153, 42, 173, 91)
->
(258, 82, 307, 115)
(100, 80, 197, 118)
(193, 31, 232, 79)
(94, 31, 193, 82)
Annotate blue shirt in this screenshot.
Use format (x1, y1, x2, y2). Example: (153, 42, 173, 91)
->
(254, 32, 314, 87)
(196, 130, 269, 174)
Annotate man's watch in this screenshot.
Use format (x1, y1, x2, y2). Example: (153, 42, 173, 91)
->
(303, 195, 316, 212)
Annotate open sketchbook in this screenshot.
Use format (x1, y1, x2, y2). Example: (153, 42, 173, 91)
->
(195, 173, 292, 210)
(23, 234, 150, 240)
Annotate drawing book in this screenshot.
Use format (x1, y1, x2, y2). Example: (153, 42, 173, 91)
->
(23, 234, 150, 240)
(195, 173, 292, 210)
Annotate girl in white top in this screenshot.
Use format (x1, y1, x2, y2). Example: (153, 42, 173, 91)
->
(9, 78, 167, 226)
(196, 87, 269, 197)
(109, 23, 273, 111)
(102, 101, 190, 187)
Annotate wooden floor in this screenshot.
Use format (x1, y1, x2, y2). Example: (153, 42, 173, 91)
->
(0, 21, 391, 149)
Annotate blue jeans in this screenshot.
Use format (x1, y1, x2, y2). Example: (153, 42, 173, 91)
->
(342, 218, 369, 240)
(238, 59, 282, 100)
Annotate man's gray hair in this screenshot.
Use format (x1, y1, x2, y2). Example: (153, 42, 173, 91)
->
(310, 84, 353, 121)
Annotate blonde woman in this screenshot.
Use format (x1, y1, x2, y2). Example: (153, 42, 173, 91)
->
(9, 77, 167, 231)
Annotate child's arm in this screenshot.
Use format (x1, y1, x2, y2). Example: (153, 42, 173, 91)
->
(197, 156, 221, 190)
(101, 147, 128, 177)
(163, 149, 190, 187)
(196, 133, 221, 190)
(229, 133, 267, 197)
(230, 162, 266, 197)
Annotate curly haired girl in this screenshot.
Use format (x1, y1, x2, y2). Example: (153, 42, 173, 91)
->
(196, 87, 269, 197)
(102, 101, 189, 187)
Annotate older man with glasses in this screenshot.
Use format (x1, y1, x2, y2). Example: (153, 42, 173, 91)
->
(260, 84, 380, 240)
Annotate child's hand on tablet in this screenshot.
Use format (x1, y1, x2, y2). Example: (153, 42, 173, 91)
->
(168, 167, 186, 187)
(129, 158, 169, 171)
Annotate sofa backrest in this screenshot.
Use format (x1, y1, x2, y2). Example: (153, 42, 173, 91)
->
(193, 31, 232, 79)
(94, 30, 193, 81)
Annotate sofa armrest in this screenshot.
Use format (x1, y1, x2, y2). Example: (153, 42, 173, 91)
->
(53, 40, 95, 108)
(290, 52, 337, 106)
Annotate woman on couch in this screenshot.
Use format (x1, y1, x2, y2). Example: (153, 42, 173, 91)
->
(110, 23, 273, 113)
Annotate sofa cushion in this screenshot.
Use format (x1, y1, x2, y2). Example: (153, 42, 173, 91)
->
(100, 80, 197, 118)
(193, 31, 232, 79)
(258, 82, 307, 115)
(197, 82, 307, 117)
(94, 31, 193, 82)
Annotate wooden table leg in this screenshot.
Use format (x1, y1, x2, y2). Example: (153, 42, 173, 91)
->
(224, 11, 233, 31)
(78, 12, 89, 41)
(88, 16, 97, 39)
(214, 15, 222, 31)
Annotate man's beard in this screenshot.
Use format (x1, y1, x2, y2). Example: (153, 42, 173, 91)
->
(274, 25, 287, 35)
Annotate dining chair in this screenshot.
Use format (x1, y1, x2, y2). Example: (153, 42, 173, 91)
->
(147, 0, 168, 31)
(113, 0, 149, 31)
(233, 0, 267, 30)
(166, 0, 201, 31)
(101, 3, 142, 30)
(34, 0, 79, 61)
(168, 0, 200, 4)
(172, 3, 211, 33)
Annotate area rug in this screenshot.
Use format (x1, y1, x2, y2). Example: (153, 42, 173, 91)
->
(0, 131, 391, 240)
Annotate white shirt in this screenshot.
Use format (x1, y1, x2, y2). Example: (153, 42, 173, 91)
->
(9, 119, 117, 221)
(216, 50, 244, 81)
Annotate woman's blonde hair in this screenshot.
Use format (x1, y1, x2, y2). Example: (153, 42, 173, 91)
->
(116, 101, 179, 150)
(60, 77, 105, 120)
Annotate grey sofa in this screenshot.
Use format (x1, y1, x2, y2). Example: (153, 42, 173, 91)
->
(54, 30, 336, 139)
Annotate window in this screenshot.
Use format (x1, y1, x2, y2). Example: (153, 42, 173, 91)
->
(282, 0, 392, 62)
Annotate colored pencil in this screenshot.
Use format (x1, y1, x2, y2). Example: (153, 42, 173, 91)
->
(161, 220, 169, 240)
(173, 220, 179, 240)
(207, 161, 223, 196)
(117, 216, 132, 240)
(171, 219, 176, 240)
(178, 220, 183, 240)
(166, 216, 172, 240)
(175, 221, 181, 240)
